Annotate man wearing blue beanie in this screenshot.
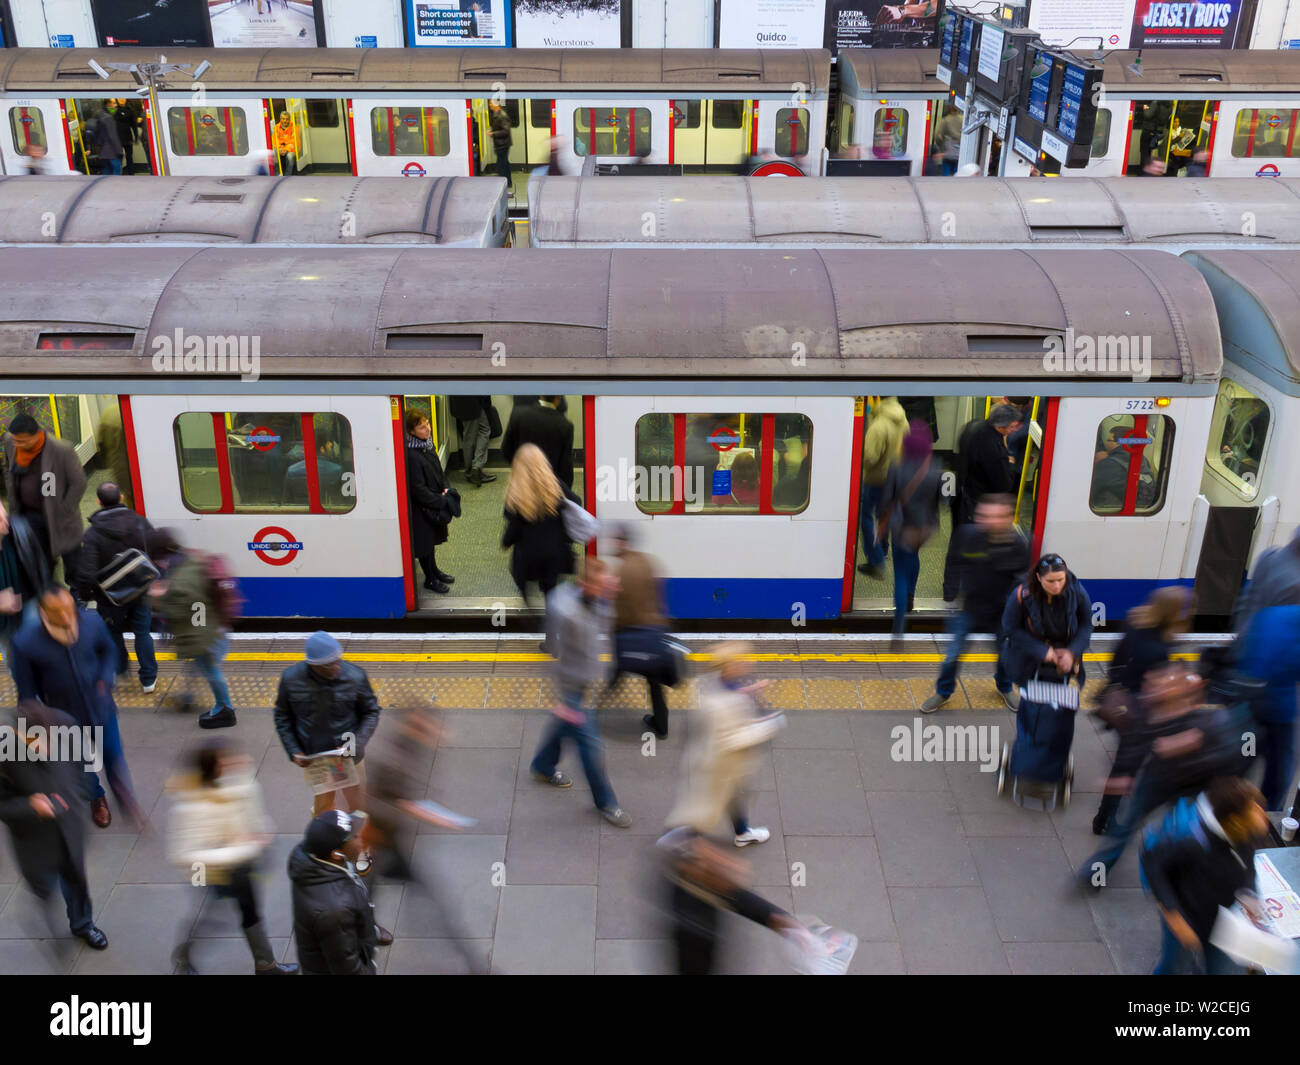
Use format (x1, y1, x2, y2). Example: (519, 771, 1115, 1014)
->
(274, 631, 382, 877)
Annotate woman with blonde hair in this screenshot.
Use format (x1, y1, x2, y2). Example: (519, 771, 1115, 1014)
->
(502, 442, 581, 603)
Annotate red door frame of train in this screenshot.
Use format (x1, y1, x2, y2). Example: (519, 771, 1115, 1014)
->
(119, 396, 146, 516)
(840, 399, 866, 614)
(262, 103, 277, 174)
(391, 397, 417, 610)
(141, 101, 160, 175)
(583, 395, 597, 557)
(345, 100, 359, 175)
(465, 100, 474, 175)
(1029, 397, 1059, 561)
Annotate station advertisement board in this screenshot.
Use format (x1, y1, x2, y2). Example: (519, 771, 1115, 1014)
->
(405, 0, 511, 46)
(1029, 0, 1244, 50)
(719, 0, 826, 49)
(94, 0, 212, 47)
(514, 0, 623, 48)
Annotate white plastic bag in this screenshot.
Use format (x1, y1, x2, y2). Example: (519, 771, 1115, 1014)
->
(562, 500, 600, 544)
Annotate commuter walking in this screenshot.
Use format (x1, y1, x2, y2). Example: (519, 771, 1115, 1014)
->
(1, 414, 87, 590)
(1092, 586, 1194, 835)
(288, 810, 385, 975)
(1140, 777, 1268, 975)
(501, 396, 574, 488)
(857, 397, 907, 579)
(529, 557, 632, 828)
(85, 101, 125, 175)
(273, 631, 381, 873)
(878, 420, 942, 639)
(502, 443, 580, 604)
(404, 410, 459, 594)
(1236, 604, 1300, 811)
(12, 586, 142, 829)
(449, 395, 498, 486)
(0, 702, 108, 950)
(936, 105, 962, 175)
(168, 739, 298, 975)
(487, 99, 513, 183)
(608, 523, 674, 739)
(148, 530, 238, 729)
(0, 500, 49, 678)
(79, 482, 157, 694)
(920, 493, 1028, 714)
(1232, 526, 1300, 637)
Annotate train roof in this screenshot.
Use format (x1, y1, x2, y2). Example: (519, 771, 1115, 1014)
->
(0, 47, 831, 94)
(0, 175, 507, 246)
(837, 47, 1300, 95)
(0, 247, 1220, 383)
(1184, 250, 1300, 392)
(528, 176, 1300, 247)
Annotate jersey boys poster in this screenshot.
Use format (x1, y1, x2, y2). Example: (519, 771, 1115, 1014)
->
(1130, 0, 1243, 47)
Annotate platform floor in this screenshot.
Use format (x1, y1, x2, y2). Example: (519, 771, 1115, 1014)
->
(0, 640, 1182, 976)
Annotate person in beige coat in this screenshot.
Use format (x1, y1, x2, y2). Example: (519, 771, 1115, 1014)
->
(858, 398, 907, 579)
(167, 739, 297, 975)
(666, 642, 784, 847)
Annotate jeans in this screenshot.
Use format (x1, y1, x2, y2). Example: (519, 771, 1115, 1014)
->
(1257, 717, 1295, 811)
(31, 839, 94, 935)
(462, 409, 491, 473)
(101, 157, 122, 175)
(278, 151, 297, 176)
(1154, 920, 1240, 975)
(495, 153, 512, 182)
(1083, 772, 1190, 876)
(530, 686, 617, 811)
(107, 599, 157, 687)
(891, 545, 921, 637)
(859, 483, 887, 568)
(936, 612, 1011, 698)
(941, 158, 958, 176)
(84, 711, 136, 809)
(190, 634, 233, 713)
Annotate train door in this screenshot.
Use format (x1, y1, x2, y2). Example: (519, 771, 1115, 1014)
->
(160, 98, 263, 177)
(61, 98, 153, 175)
(469, 98, 553, 205)
(1124, 98, 1216, 176)
(355, 99, 462, 179)
(1212, 101, 1300, 177)
(569, 99, 656, 164)
(669, 98, 751, 171)
(1, 98, 67, 174)
(268, 98, 353, 176)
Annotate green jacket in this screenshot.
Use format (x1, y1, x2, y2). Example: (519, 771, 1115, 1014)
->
(158, 554, 222, 658)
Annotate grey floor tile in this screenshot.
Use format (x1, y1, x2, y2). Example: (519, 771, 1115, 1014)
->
(72, 884, 195, 974)
(1088, 888, 1162, 975)
(1005, 941, 1118, 975)
(785, 835, 896, 942)
(595, 938, 675, 975)
(889, 887, 1010, 975)
(421, 746, 518, 836)
(384, 937, 492, 975)
(439, 710, 525, 748)
(847, 940, 907, 975)
(0, 935, 82, 974)
(595, 833, 667, 940)
(179, 936, 291, 975)
(1051, 798, 1142, 889)
(968, 836, 1102, 943)
(393, 835, 505, 941)
(773, 749, 871, 836)
(852, 713, 951, 792)
(772, 711, 857, 750)
(492, 885, 595, 975)
(868, 790, 980, 888)
(504, 788, 600, 885)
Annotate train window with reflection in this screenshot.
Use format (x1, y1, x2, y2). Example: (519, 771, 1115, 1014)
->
(672, 100, 701, 129)
(1088, 414, 1174, 517)
(868, 108, 906, 159)
(174, 412, 356, 514)
(1206, 380, 1269, 498)
(1230, 110, 1299, 158)
(9, 107, 46, 153)
(1091, 108, 1111, 158)
(632, 412, 812, 515)
(777, 107, 810, 157)
(167, 107, 249, 156)
(371, 107, 451, 156)
(305, 100, 340, 128)
(529, 100, 552, 129)
(712, 100, 745, 130)
(573, 107, 651, 156)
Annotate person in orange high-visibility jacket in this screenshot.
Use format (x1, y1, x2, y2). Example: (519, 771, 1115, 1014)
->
(273, 111, 298, 175)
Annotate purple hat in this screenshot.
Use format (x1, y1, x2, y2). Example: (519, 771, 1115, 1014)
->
(902, 420, 932, 460)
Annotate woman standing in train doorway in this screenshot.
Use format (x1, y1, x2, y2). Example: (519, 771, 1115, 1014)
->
(405, 410, 459, 594)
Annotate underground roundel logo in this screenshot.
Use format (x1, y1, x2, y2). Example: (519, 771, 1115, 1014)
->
(750, 160, 803, 177)
(245, 426, 279, 452)
(1256, 163, 1281, 178)
(708, 424, 740, 452)
(401, 161, 427, 177)
(1119, 433, 1153, 456)
(249, 526, 302, 566)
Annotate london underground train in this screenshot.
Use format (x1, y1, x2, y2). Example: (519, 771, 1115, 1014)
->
(2, 242, 1280, 625)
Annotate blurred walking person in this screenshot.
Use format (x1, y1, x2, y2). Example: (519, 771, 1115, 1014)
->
(1232, 526, 1300, 638)
(878, 420, 942, 640)
(1, 413, 87, 591)
(608, 523, 675, 739)
(168, 739, 298, 974)
(0, 499, 49, 679)
(502, 443, 580, 605)
(0, 701, 108, 951)
(1236, 603, 1300, 810)
(944, 404, 1023, 600)
(857, 397, 907, 580)
(288, 810, 381, 975)
(529, 557, 632, 828)
(501, 396, 574, 488)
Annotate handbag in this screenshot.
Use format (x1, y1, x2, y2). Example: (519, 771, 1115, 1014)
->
(562, 500, 599, 544)
(1094, 683, 1137, 733)
(95, 547, 159, 607)
(1024, 666, 1079, 710)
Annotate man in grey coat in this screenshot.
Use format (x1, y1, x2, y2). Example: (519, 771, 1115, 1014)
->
(529, 557, 631, 828)
(1, 414, 87, 591)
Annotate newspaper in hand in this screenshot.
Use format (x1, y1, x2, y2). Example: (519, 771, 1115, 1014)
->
(302, 750, 359, 796)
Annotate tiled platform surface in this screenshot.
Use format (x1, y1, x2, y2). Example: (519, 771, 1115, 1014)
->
(0, 637, 1173, 976)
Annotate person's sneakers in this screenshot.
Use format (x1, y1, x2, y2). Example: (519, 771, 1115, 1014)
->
(641, 714, 667, 740)
(91, 797, 111, 829)
(734, 826, 771, 847)
(423, 578, 451, 594)
(857, 563, 885, 579)
(256, 960, 299, 975)
(1001, 688, 1020, 712)
(355, 852, 373, 877)
(78, 926, 109, 951)
(198, 707, 237, 729)
(600, 806, 632, 828)
(538, 640, 551, 655)
(920, 693, 949, 714)
(141, 681, 157, 694)
(435, 570, 455, 585)
(1091, 811, 1112, 836)
(375, 925, 394, 946)
(532, 769, 572, 788)
(473, 468, 498, 484)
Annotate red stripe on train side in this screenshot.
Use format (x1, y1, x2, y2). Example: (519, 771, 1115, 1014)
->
(1030, 396, 1059, 561)
(119, 396, 146, 516)
(391, 397, 416, 611)
(841, 400, 866, 614)
(583, 395, 597, 557)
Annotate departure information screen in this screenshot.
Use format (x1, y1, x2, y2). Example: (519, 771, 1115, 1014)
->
(1057, 61, 1088, 142)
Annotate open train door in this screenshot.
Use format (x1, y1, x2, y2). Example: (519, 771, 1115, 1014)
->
(0, 98, 70, 174)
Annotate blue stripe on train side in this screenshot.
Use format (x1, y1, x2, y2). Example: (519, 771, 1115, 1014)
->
(238, 577, 407, 619)
(1076, 577, 1195, 622)
(664, 578, 842, 620)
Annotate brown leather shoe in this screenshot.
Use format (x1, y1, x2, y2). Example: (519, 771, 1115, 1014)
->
(91, 797, 111, 829)
(375, 925, 394, 947)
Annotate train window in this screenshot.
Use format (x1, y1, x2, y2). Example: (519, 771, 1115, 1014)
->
(529, 99, 552, 129)
(711, 101, 745, 130)
(777, 108, 811, 157)
(1230, 110, 1300, 158)
(371, 107, 451, 157)
(573, 108, 652, 156)
(1091, 108, 1111, 158)
(869, 108, 906, 159)
(174, 412, 356, 514)
(8, 107, 46, 153)
(836, 100, 854, 151)
(672, 100, 701, 129)
(305, 100, 339, 129)
(167, 107, 249, 157)
(0, 395, 80, 445)
(1206, 379, 1269, 498)
(633, 412, 811, 515)
(1089, 414, 1174, 517)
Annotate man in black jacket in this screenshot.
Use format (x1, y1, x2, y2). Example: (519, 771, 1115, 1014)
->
(0, 702, 108, 951)
(943, 405, 1023, 600)
(274, 631, 381, 870)
(79, 483, 157, 694)
(448, 395, 498, 486)
(0, 500, 49, 679)
(501, 396, 574, 488)
(921, 494, 1027, 713)
(288, 809, 380, 975)
(1140, 777, 1267, 975)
